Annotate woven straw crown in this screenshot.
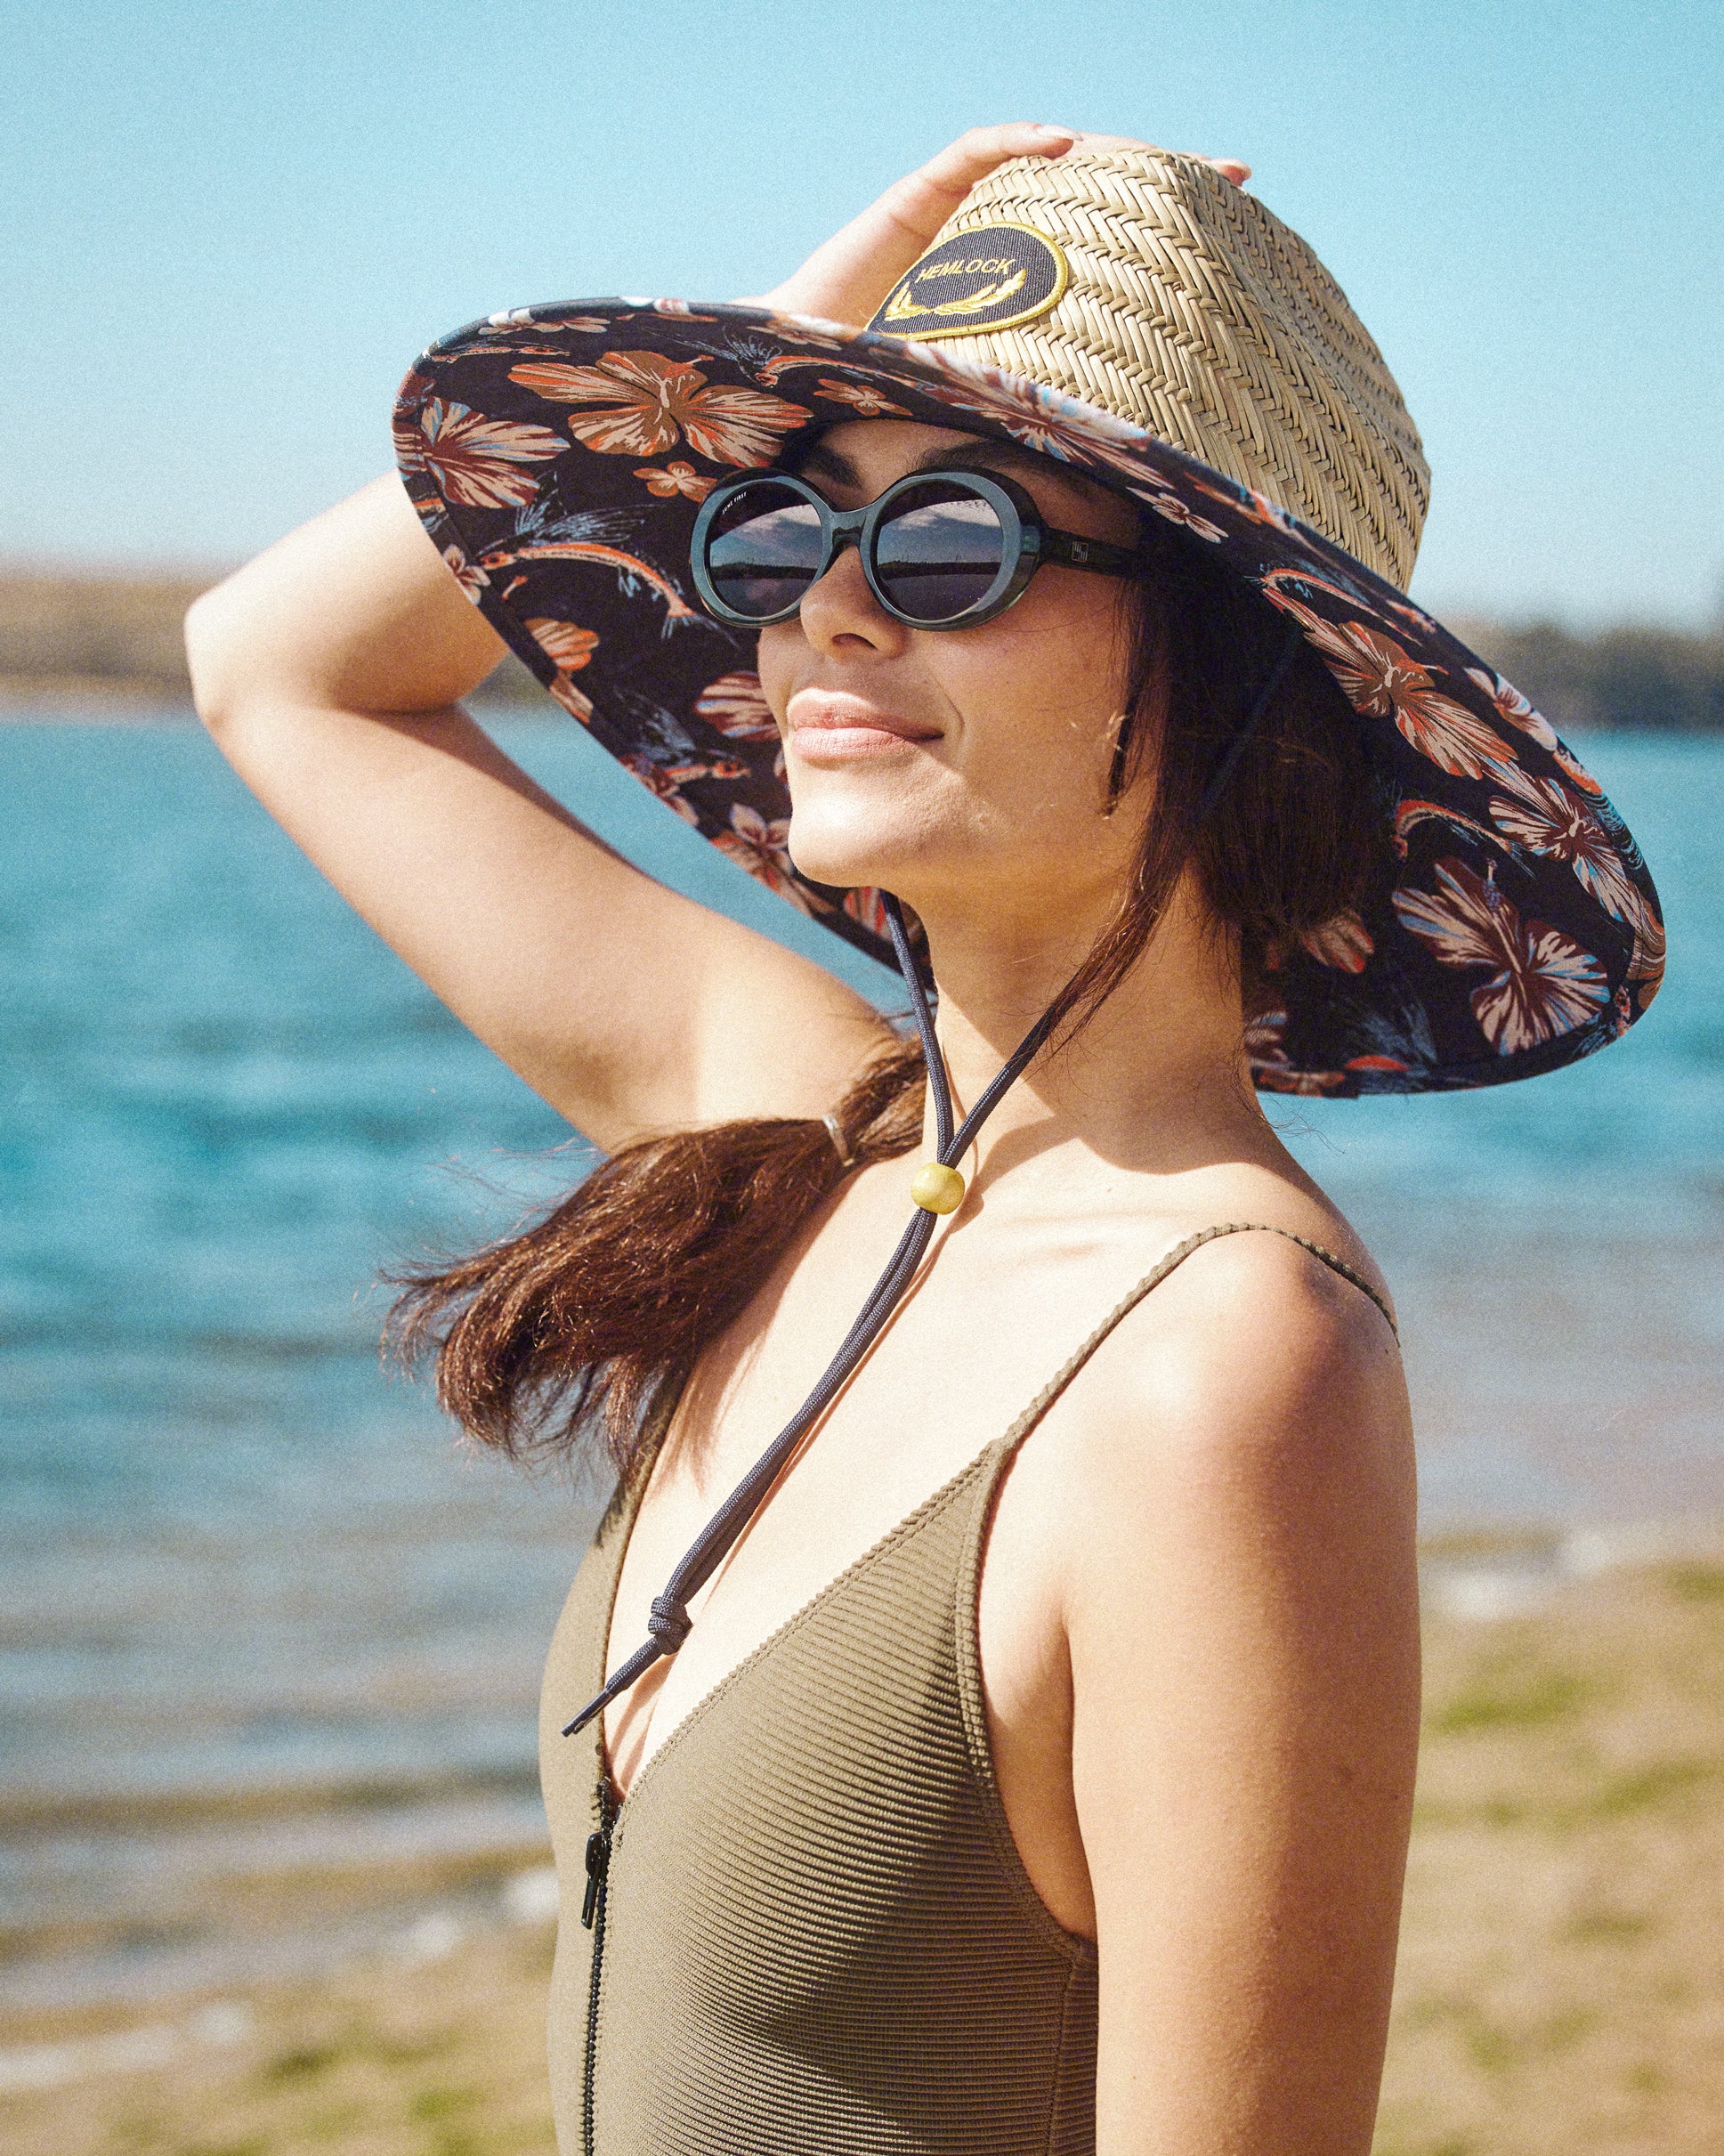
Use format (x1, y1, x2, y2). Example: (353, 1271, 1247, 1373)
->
(901, 148, 1430, 590)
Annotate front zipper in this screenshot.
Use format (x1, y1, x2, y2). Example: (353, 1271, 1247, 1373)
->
(580, 1773, 619, 2156)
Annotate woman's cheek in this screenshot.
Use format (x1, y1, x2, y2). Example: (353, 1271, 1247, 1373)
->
(752, 630, 795, 726)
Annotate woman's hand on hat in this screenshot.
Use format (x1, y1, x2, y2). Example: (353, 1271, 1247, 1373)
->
(1067, 131, 1251, 188)
(744, 126, 1250, 328)
(743, 124, 1077, 325)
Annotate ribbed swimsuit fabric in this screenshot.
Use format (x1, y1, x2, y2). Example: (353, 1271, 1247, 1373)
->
(538, 1223, 1395, 2156)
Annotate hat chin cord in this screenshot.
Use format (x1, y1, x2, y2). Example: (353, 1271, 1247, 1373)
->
(561, 622, 1304, 1744)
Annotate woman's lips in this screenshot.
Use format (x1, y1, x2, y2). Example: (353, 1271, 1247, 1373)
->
(787, 693, 941, 762)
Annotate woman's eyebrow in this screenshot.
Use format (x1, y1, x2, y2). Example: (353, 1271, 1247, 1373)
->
(906, 441, 1025, 476)
(911, 441, 1130, 528)
(798, 436, 1105, 504)
(797, 442, 862, 488)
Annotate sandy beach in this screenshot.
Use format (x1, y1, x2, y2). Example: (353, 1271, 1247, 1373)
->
(2, 1552, 1720, 2156)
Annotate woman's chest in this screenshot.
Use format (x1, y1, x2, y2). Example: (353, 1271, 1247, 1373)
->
(595, 1220, 1145, 1936)
(539, 1446, 1101, 2156)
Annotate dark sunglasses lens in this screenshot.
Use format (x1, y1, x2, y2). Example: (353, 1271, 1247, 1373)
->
(870, 481, 1009, 623)
(704, 482, 826, 619)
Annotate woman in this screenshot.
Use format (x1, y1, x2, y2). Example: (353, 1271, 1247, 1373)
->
(186, 128, 1660, 2155)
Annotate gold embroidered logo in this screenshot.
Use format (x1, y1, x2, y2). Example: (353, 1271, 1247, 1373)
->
(867, 223, 1068, 340)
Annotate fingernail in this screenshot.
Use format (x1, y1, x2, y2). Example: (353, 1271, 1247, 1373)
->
(1032, 123, 1076, 135)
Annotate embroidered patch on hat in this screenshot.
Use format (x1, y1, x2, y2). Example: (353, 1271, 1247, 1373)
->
(868, 222, 1068, 339)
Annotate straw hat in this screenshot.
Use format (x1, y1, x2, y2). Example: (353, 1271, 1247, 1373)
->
(393, 145, 1663, 1094)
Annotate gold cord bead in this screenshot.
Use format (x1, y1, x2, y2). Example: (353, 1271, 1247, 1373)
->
(910, 1162, 967, 1215)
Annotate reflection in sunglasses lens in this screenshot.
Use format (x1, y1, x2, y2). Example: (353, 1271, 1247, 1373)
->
(871, 482, 1008, 623)
(706, 484, 826, 619)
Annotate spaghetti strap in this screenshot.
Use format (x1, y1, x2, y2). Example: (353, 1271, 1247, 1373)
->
(988, 1220, 1396, 1461)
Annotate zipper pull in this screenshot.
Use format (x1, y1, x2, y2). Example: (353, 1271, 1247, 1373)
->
(580, 1827, 611, 1929)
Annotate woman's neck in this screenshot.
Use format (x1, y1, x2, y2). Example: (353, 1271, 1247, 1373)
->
(914, 877, 1276, 1192)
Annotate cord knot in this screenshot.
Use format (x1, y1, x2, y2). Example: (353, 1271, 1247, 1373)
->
(647, 1594, 692, 1651)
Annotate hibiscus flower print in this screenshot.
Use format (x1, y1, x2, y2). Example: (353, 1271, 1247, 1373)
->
(1296, 909, 1374, 973)
(524, 618, 599, 678)
(1242, 1010, 1348, 1092)
(1380, 596, 1438, 636)
(760, 317, 854, 351)
(694, 671, 778, 741)
(752, 353, 822, 387)
(912, 378, 1079, 460)
(1257, 565, 1388, 622)
(1133, 487, 1227, 544)
(546, 674, 594, 723)
(409, 399, 567, 510)
(712, 803, 812, 909)
(619, 751, 699, 825)
(842, 886, 892, 937)
(749, 350, 886, 390)
(1392, 795, 1501, 858)
(1464, 665, 1559, 752)
(1015, 410, 1154, 479)
(1255, 1064, 1349, 1096)
(1191, 475, 1297, 534)
(507, 351, 810, 467)
(1294, 618, 1516, 781)
(815, 378, 912, 417)
(1552, 742, 1604, 796)
(1622, 890, 1665, 993)
(1393, 857, 1608, 1054)
(635, 460, 716, 502)
(1486, 772, 1641, 920)
(441, 547, 490, 603)
(484, 309, 610, 335)
(758, 319, 857, 366)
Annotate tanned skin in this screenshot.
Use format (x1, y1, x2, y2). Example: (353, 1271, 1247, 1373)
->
(188, 126, 1419, 2156)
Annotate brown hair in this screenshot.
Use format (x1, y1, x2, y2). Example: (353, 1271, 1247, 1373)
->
(389, 515, 1384, 1478)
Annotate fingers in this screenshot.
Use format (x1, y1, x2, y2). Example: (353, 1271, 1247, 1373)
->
(757, 122, 1073, 324)
(1063, 130, 1251, 186)
(876, 122, 1076, 249)
(753, 126, 1251, 325)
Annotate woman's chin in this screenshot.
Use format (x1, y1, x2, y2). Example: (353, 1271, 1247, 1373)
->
(783, 806, 920, 896)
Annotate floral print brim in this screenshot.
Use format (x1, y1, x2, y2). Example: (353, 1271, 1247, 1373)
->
(393, 300, 1663, 1098)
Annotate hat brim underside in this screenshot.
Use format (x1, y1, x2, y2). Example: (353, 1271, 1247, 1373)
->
(393, 299, 1663, 1098)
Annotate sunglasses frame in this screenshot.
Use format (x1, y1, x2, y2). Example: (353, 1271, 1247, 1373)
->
(690, 465, 1145, 630)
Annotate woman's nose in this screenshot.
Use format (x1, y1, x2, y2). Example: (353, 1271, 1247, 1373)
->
(796, 539, 909, 655)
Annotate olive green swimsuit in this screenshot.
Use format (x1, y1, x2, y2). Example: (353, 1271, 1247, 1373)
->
(538, 1224, 1394, 2155)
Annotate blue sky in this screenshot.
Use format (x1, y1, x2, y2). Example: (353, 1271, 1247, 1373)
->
(4, 0, 1720, 628)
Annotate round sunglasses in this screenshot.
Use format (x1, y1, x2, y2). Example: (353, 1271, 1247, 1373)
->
(690, 466, 1144, 631)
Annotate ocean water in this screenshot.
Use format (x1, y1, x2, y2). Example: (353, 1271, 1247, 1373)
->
(2, 712, 1720, 2008)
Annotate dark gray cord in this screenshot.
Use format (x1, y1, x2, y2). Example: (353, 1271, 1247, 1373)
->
(562, 898, 1043, 1739)
(562, 621, 1307, 1741)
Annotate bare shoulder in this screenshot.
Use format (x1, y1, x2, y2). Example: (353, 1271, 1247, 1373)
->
(1142, 1219, 1403, 1408)
(1031, 1225, 1420, 2156)
(1047, 1221, 1414, 1570)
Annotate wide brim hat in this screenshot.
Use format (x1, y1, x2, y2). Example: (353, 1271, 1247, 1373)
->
(393, 145, 1663, 1097)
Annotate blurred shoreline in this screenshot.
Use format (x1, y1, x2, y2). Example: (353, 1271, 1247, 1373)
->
(4, 1521, 1717, 2029)
(4, 1555, 1722, 2153)
(3, 570, 1724, 730)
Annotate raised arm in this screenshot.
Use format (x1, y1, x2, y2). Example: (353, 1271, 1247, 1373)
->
(184, 474, 887, 1151)
(185, 127, 1250, 1152)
